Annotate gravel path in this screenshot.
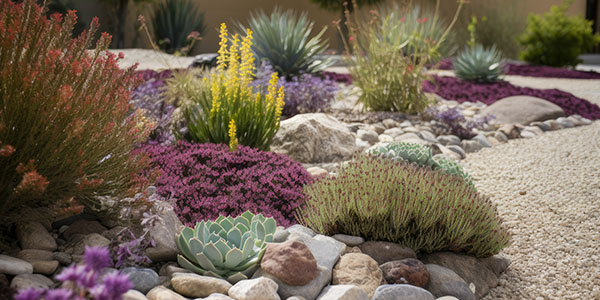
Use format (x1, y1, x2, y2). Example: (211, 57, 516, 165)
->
(463, 122, 600, 300)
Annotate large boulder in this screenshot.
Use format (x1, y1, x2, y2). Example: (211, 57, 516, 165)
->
(144, 201, 184, 262)
(271, 113, 358, 163)
(480, 96, 565, 125)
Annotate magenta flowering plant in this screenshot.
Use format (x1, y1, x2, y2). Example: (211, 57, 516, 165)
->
(15, 246, 132, 300)
(140, 141, 311, 226)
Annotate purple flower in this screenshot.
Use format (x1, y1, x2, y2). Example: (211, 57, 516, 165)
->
(15, 288, 45, 300)
(55, 265, 97, 289)
(44, 288, 73, 300)
(84, 246, 113, 271)
(89, 272, 132, 300)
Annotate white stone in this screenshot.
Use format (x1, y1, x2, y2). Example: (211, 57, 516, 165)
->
(228, 277, 280, 300)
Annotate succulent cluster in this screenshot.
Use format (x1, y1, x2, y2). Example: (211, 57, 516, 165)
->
(298, 155, 511, 257)
(369, 142, 474, 187)
(141, 141, 311, 227)
(454, 44, 504, 83)
(177, 211, 276, 283)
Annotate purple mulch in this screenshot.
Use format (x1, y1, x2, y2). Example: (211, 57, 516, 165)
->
(436, 58, 600, 80)
(423, 75, 600, 120)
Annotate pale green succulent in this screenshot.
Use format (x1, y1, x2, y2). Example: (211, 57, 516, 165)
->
(176, 211, 277, 283)
(454, 44, 504, 83)
(369, 142, 474, 188)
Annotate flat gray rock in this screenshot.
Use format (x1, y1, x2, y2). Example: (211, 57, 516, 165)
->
(372, 284, 435, 300)
(480, 96, 564, 125)
(0, 255, 33, 275)
(423, 264, 476, 300)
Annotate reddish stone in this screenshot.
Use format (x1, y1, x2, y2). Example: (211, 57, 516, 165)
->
(260, 240, 318, 286)
(380, 258, 429, 287)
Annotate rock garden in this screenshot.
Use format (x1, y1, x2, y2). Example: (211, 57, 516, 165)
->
(1, 0, 599, 300)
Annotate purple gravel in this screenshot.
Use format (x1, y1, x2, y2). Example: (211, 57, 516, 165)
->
(423, 75, 600, 120)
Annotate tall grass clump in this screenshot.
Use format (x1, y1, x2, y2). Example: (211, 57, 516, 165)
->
(343, 0, 464, 113)
(298, 155, 510, 257)
(0, 0, 154, 219)
(167, 23, 284, 151)
(241, 9, 333, 78)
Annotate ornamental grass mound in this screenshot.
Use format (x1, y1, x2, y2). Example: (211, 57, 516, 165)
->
(297, 155, 511, 257)
(423, 75, 600, 120)
(142, 141, 311, 227)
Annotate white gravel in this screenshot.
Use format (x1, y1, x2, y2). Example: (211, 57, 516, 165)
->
(463, 122, 600, 300)
(109, 48, 195, 70)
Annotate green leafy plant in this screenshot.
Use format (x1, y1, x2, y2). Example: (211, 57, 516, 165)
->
(518, 0, 600, 67)
(241, 9, 333, 78)
(0, 0, 153, 219)
(454, 44, 503, 83)
(368, 142, 473, 187)
(342, 0, 464, 113)
(297, 155, 510, 257)
(151, 0, 206, 55)
(176, 211, 277, 283)
(168, 23, 285, 151)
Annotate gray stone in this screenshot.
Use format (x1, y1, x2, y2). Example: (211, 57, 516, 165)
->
(520, 130, 536, 138)
(274, 229, 291, 243)
(123, 290, 149, 300)
(530, 121, 550, 132)
(254, 265, 331, 300)
(461, 140, 483, 153)
(399, 121, 413, 128)
(382, 128, 404, 138)
(480, 255, 511, 278)
(543, 120, 563, 131)
(332, 234, 364, 247)
(355, 139, 371, 150)
(31, 260, 59, 275)
(446, 145, 466, 159)
(63, 220, 107, 240)
(204, 293, 236, 300)
(287, 225, 316, 237)
(524, 126, 544, 136)
(424, 264, 475, 300)
(437, 135, 461, 146)
(382, 119, 398, 129)
(372, 284, 435, 300)
(147, 286, 187, 300)
(435, 297, 459, 300)
(0, 255, 33, 275)
(70, 233, 110, 255)
(358, 241, 417, 265)
(17, 249, 54, 262)
(403, 127, 420, 134)
(316, 285, 370, 300)
(53, 252, 72, 265)
(368, 124, 386, 135)
(271, 114, 358, 163)
(122, 267, 161, 294)
(171, 273, 232, 298)
(421, 252, 498, 299)
(378, 135, 394, 143)
(480, 96, 565, 124)
(160, 264, 191, 278)
(493, 131, 508, 143)
(430, 145, 462, 160)
(420, 131, 439, 144)
(228, 277, 280, 300)
(286, 297, 307, 300)
(394, 133, 421, 142)
(288, 233, 346, 271)
(357, 129, 379, 145)
(10, 274, 53, 290)
(556, 117, 575, 128)
(16, 221, 57, 251)
(145, 202, 184, 262)
(472, 134, 492, 148)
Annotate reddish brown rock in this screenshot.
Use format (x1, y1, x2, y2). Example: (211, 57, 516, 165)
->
(260, 240, 318, 286)
(380, 258, 429, 287)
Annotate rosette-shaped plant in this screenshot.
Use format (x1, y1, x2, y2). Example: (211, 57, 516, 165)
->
(432, 156, 474, 187)
(454, 44, 504, 83)
(176, 211, 277, 283)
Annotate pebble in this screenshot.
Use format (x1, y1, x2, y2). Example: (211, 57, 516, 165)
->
(437, 135, 461, 146)
(460, 140, 483, 153)
(171, 273, 232, 298)
(122, 267, 161, 294)
(472, 134, 492, 148)
(10, 274, 53, 290)
(382, 119, 398, 128)
(31, 260, 59, 275)
(228, 277, 280, 300)
(316, 285, 369, 300)
(147, 286, 187, 300)
(357, 129, 379, 145)
(122, 290, 149, 300)
(0, 255, 33, 275)
(399, 120, 413, 128)
(331, 234, 365, 246)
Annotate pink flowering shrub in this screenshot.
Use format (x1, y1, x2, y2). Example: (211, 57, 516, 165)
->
(141, 141, 311, 226)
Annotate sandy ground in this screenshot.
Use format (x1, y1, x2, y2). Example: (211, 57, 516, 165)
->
(111, 49, 195, 70)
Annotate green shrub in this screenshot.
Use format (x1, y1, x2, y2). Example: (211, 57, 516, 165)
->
(368, 142, 474, 187)
(298, 155, 510, 257)
(177, 211, 276, 283)
(343, 0, 464, 113)
(168, 23, 284, 151)
(151, 0, 205, 55)
(454, 44, 504, 83)
(518, 0, 600, 67)
(241, 9, 333, 78)
(0, 0, 153, 218)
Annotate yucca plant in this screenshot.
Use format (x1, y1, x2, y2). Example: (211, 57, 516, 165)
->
(454, 44, 504, 83)
(241, 9, 333, 78)
(151, 0, 206, 55)
(368, 142, 474, 187)
(168, 23, 285, 151)
(176, 211, 277, 283)
(297, 155, 510, 257)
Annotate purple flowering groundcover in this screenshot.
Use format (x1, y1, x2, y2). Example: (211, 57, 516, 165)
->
(140, 141, 311, 227)
(423, 76, 600, 120)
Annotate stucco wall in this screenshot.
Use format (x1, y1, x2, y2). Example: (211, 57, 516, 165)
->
(71, 0, 590, 53)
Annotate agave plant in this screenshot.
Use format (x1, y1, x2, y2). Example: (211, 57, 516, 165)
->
(454, 44, 504, 83)
(151, 0, 206, 54)
(241, 8, 333, 78)
(176, 211, 277, 283)
(368, 142, 474, 188)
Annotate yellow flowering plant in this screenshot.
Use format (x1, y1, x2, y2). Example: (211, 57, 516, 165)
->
(179, 23, 285, 151)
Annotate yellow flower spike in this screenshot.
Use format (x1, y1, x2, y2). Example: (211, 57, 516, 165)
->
(217, 23, 228, 72)
(275, 86, 285, 117)
(266, 72, 279, 106)
(240, 29, 255, 85)
(228, 119, 239, 152)
(228, 34, 240, 80)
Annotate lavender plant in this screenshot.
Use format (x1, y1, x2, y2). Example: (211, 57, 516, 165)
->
(253, 63, 338, 116)
(15, 246, 132, 300)
(427, 106, 494, 139)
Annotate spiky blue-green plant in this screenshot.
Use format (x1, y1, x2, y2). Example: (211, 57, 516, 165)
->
(176, 211, 276, 283)
(454, 44, 504, 83)
(432, 156, 474, 187)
